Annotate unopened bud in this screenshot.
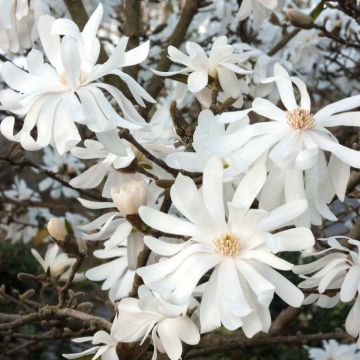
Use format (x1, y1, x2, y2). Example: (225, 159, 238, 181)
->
(287, 9, 314, 29)
(111, 180, 148, 216)
(47, 218, 68, 241)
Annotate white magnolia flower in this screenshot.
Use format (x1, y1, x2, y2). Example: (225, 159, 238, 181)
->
(31, 243, 84, 280)
(165, 109, 250, 177)
(85, 222, 144, 302)
(0, 0, 49, 53)
(4, 176, 39, 202)
(63, 317, 119, 360)
(237, 0, 284, 29)
(77, 182, 161, 301)
(0, 4, 155, 154)
(114, 286, 200, 360)
(153, 36, 251, 97)
(308, 340, 360, 360)
(211, 64, 360, 225)
(38, 147, 84, 199)
(70, 139, 137, 198)
(284, 29, 324, 73)
(294, 237, 360, 346)
(138, 158, 313, 336)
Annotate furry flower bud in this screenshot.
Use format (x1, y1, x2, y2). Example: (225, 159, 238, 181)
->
(287, 9, 314, 29)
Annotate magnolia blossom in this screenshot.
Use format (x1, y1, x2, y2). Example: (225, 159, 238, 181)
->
(70, 139, 137, 198)
(138, 158, 313, 335)
(209, 64, 360, 225)
(237, 0, 284, 29)
(114, 286, 200, 360)
(85, 222, 144, 302)
(308, 340, 360, 360)
(70, 115, 174, 198)
(38, 147, 84, 198)
(4, 176, 40, 202)
(31, 244, 84, 280)
(294, 237, 360, 346)
(0, 0, 49, 53)
(153, 36, 251, 98)
(0, 4, 155, 154)
(77, 183, 160, 301)
(165, 109, 250, 177)
(63, 317, 119, 360)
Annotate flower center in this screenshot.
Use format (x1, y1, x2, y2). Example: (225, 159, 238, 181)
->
(59, 71, 87, 88)
(213, 233, 239, 256)
(286, 108, 315, 130)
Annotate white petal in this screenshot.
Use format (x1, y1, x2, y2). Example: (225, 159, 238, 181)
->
(202, 158, 226, 231)
(311, 131, 360, 168)
(187, 69, 208, 93)
(258, 199, 308, 232)
(340, 266, 360, 302)
(273, 63, 297, 111)
(124, 40, 150, 67)
(232, 165, 267, 210)
(252, 97, 287, 122)
(139, 206, 198, 237)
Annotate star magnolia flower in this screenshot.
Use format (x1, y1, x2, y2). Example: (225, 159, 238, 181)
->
(63, 317, 120, 360)
(153, 36, 251, 97)
(308, 340, 360, 360)
(39, 147, 84, 199)
(138, 157, 313, 335)
(211, 63, 360, 225)
(293, 237, 360, 346)
(4, 176, 40, 202)
(77, 183, 160, 300)
(165, 109, 250, 177)
(237, 0, 285, 29)
(70, 139, 137, 198)
(31, 244, 84, 280)
(0, 0, 49, 53)
(85, 222, 144, 302)
(114, 286, 200, 360)
(0, 4, 155, 154)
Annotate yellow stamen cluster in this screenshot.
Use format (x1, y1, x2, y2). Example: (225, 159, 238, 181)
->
(213, 233, 239, 256)
(286, 108, 315, 130)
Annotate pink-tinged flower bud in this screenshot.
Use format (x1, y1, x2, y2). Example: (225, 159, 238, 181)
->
(111, 180, 148, 216)
(47, 218, 68, 241)
(287, 9, 314, 29)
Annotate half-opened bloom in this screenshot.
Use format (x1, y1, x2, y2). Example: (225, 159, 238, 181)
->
(70, 139, 136, 198)
(0, 4, 154, 154)
(77, 182, 161, 301)
(85, 222, 144, 302)
(153, 36, 251, 97)
(294, 237, 360, 346)
(31, 243, 84, 280)
(138, 158, 313, 335)
(114, 285, 200, 360)
(0, 0, 49, 53)
(63, 317, 120, 360)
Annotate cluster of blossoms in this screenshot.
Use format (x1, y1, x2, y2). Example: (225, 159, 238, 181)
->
(0, 1, 360, 360)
